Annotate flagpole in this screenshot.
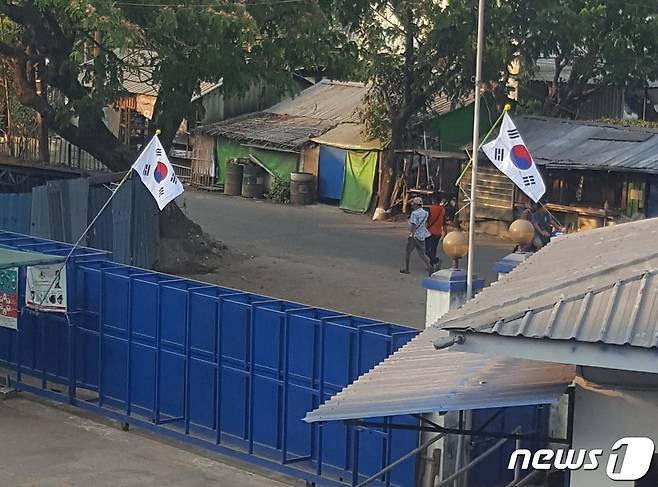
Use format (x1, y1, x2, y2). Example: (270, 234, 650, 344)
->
(455, 109, 505, 186)
(466, 0, 486, 301)
(34, 130, 161, 309)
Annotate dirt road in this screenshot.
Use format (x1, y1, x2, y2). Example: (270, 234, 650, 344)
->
(179, 190, 511, 328)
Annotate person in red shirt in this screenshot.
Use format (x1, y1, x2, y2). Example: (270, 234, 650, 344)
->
(425, 192, 445, 270)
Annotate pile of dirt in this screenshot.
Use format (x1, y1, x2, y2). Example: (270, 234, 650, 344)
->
(155, 203, 227, 275)
(156, 232, 226, 275)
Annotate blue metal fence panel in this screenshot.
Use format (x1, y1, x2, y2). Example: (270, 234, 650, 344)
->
(0, 230, 419, 487)
(0, 193, 31, 234)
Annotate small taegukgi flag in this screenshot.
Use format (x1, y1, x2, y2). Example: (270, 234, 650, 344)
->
(132, 134, 184, 210)
(482, 112, 546, 203)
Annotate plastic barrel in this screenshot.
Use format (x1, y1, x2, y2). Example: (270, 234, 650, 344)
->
(224, 161, 244, 196)
(241, 164, 266, 199)
(290, 172, 315, 205)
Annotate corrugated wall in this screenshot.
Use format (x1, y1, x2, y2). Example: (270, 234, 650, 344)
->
(0, 193, 31, 234)
(0, 176, 158, 268)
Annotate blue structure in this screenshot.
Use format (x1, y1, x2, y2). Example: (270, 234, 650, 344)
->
(0, 230, 418, 486)
(318, 146, 346, 200)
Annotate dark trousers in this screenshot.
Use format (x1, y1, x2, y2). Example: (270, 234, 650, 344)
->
(425, 234, 441, 265)
(404, 237, 431, 272)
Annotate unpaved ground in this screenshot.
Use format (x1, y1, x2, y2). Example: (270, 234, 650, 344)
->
(179, 190, 511, 329)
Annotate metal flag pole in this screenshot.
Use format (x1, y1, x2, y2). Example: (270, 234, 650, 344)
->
(33, 130, 160, 309)
(466, 0, 486, 300)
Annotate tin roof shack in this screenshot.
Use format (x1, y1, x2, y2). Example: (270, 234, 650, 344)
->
(461, 116, 658, 235)
(306, 219, 658, 485)
(196, 80, 383, 212)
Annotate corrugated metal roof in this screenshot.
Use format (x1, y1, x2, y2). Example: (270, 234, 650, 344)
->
(121, 65, 216, 98)
(196, 80, 368, 148)
(439, 218, 658, 349)
(525, 58, 573, 83)
(304, 342, 575, 422)
(197, 112, 334, 151)
(267, 80, 366, 123)
(0, 247, 65, 269)
(429, 92, 475, 116)
(514, 116, 658, 173)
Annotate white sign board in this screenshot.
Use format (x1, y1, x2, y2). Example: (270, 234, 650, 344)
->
(25, 264, 67, 312)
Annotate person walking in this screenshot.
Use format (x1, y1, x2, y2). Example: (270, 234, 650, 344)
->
(400, 197, 433, 275)
(425, 193, 445, 270)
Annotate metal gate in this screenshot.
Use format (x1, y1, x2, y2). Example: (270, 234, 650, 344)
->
(0, 230, 419, 487)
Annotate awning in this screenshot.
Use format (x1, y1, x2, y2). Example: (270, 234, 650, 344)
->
(304, 330, 576, 423)
(0, 247, 65, 270)
(311, 123, 382, 151)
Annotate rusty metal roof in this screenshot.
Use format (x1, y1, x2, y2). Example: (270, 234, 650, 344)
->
(304, 343, 575, 422)
(196, 80, 368, 149)
(429, 92, 475, 116)
(196, 112, 334, 151)
(267, 80, 366, 123)
(514, 116, 658, 173)
(439, 218, 658, 349)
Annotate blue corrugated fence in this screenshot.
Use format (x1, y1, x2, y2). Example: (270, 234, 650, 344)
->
(0, 230, 419, 486)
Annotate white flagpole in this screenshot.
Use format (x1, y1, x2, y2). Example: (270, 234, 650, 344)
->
(466, 0, 486, 301)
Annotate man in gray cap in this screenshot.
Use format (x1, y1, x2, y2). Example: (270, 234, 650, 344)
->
(401, 196, 433, 275)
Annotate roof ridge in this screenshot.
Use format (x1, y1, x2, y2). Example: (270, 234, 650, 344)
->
(467, 270, 658, 333)
(435, 237, 658, 331)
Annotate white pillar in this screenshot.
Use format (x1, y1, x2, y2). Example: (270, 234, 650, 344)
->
(419, 269, 484, 487)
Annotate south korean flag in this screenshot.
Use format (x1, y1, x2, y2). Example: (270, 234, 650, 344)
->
(132, 134, 184, 210)
(482, 113, 546, 203)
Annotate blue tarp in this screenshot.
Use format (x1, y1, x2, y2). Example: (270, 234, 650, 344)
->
(318, 145, 346, 200)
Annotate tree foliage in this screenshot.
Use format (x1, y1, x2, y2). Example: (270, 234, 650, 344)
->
(516, 0, 658, 117)
(0, 0, 359, 170)
(354, 0, 513, 214)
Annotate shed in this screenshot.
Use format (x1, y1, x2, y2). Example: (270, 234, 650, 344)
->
(462, 116, 658, 234)
(196, 80, 383, 212)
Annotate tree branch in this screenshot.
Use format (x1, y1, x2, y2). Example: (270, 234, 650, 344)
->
(0, 40, 31, 60)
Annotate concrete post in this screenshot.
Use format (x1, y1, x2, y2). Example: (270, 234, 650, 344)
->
(419, 269, 484, 487)
(491, 251, 532, 280)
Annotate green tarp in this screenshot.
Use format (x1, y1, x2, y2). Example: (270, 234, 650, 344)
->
(215, 139, 298, 184)
(339, 150, 378, 213)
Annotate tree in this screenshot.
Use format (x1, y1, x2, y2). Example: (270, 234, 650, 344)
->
(0, 0, 357, 270)
(516, 0, 658, 118)
(356, 0, 513, 218)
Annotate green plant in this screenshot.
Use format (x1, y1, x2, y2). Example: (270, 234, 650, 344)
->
(265, 174, 290, 204)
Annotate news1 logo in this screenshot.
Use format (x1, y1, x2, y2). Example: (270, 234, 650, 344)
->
(508, 437, 655, 480)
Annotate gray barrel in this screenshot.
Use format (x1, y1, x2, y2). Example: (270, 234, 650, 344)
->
(224, 161, 244, 196)
(290, 172, 315, 205)
(241, 164, 265, 199)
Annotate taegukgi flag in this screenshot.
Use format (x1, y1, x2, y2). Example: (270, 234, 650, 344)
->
(132, 135, 184, 210)
(482, 113, 546, 203)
